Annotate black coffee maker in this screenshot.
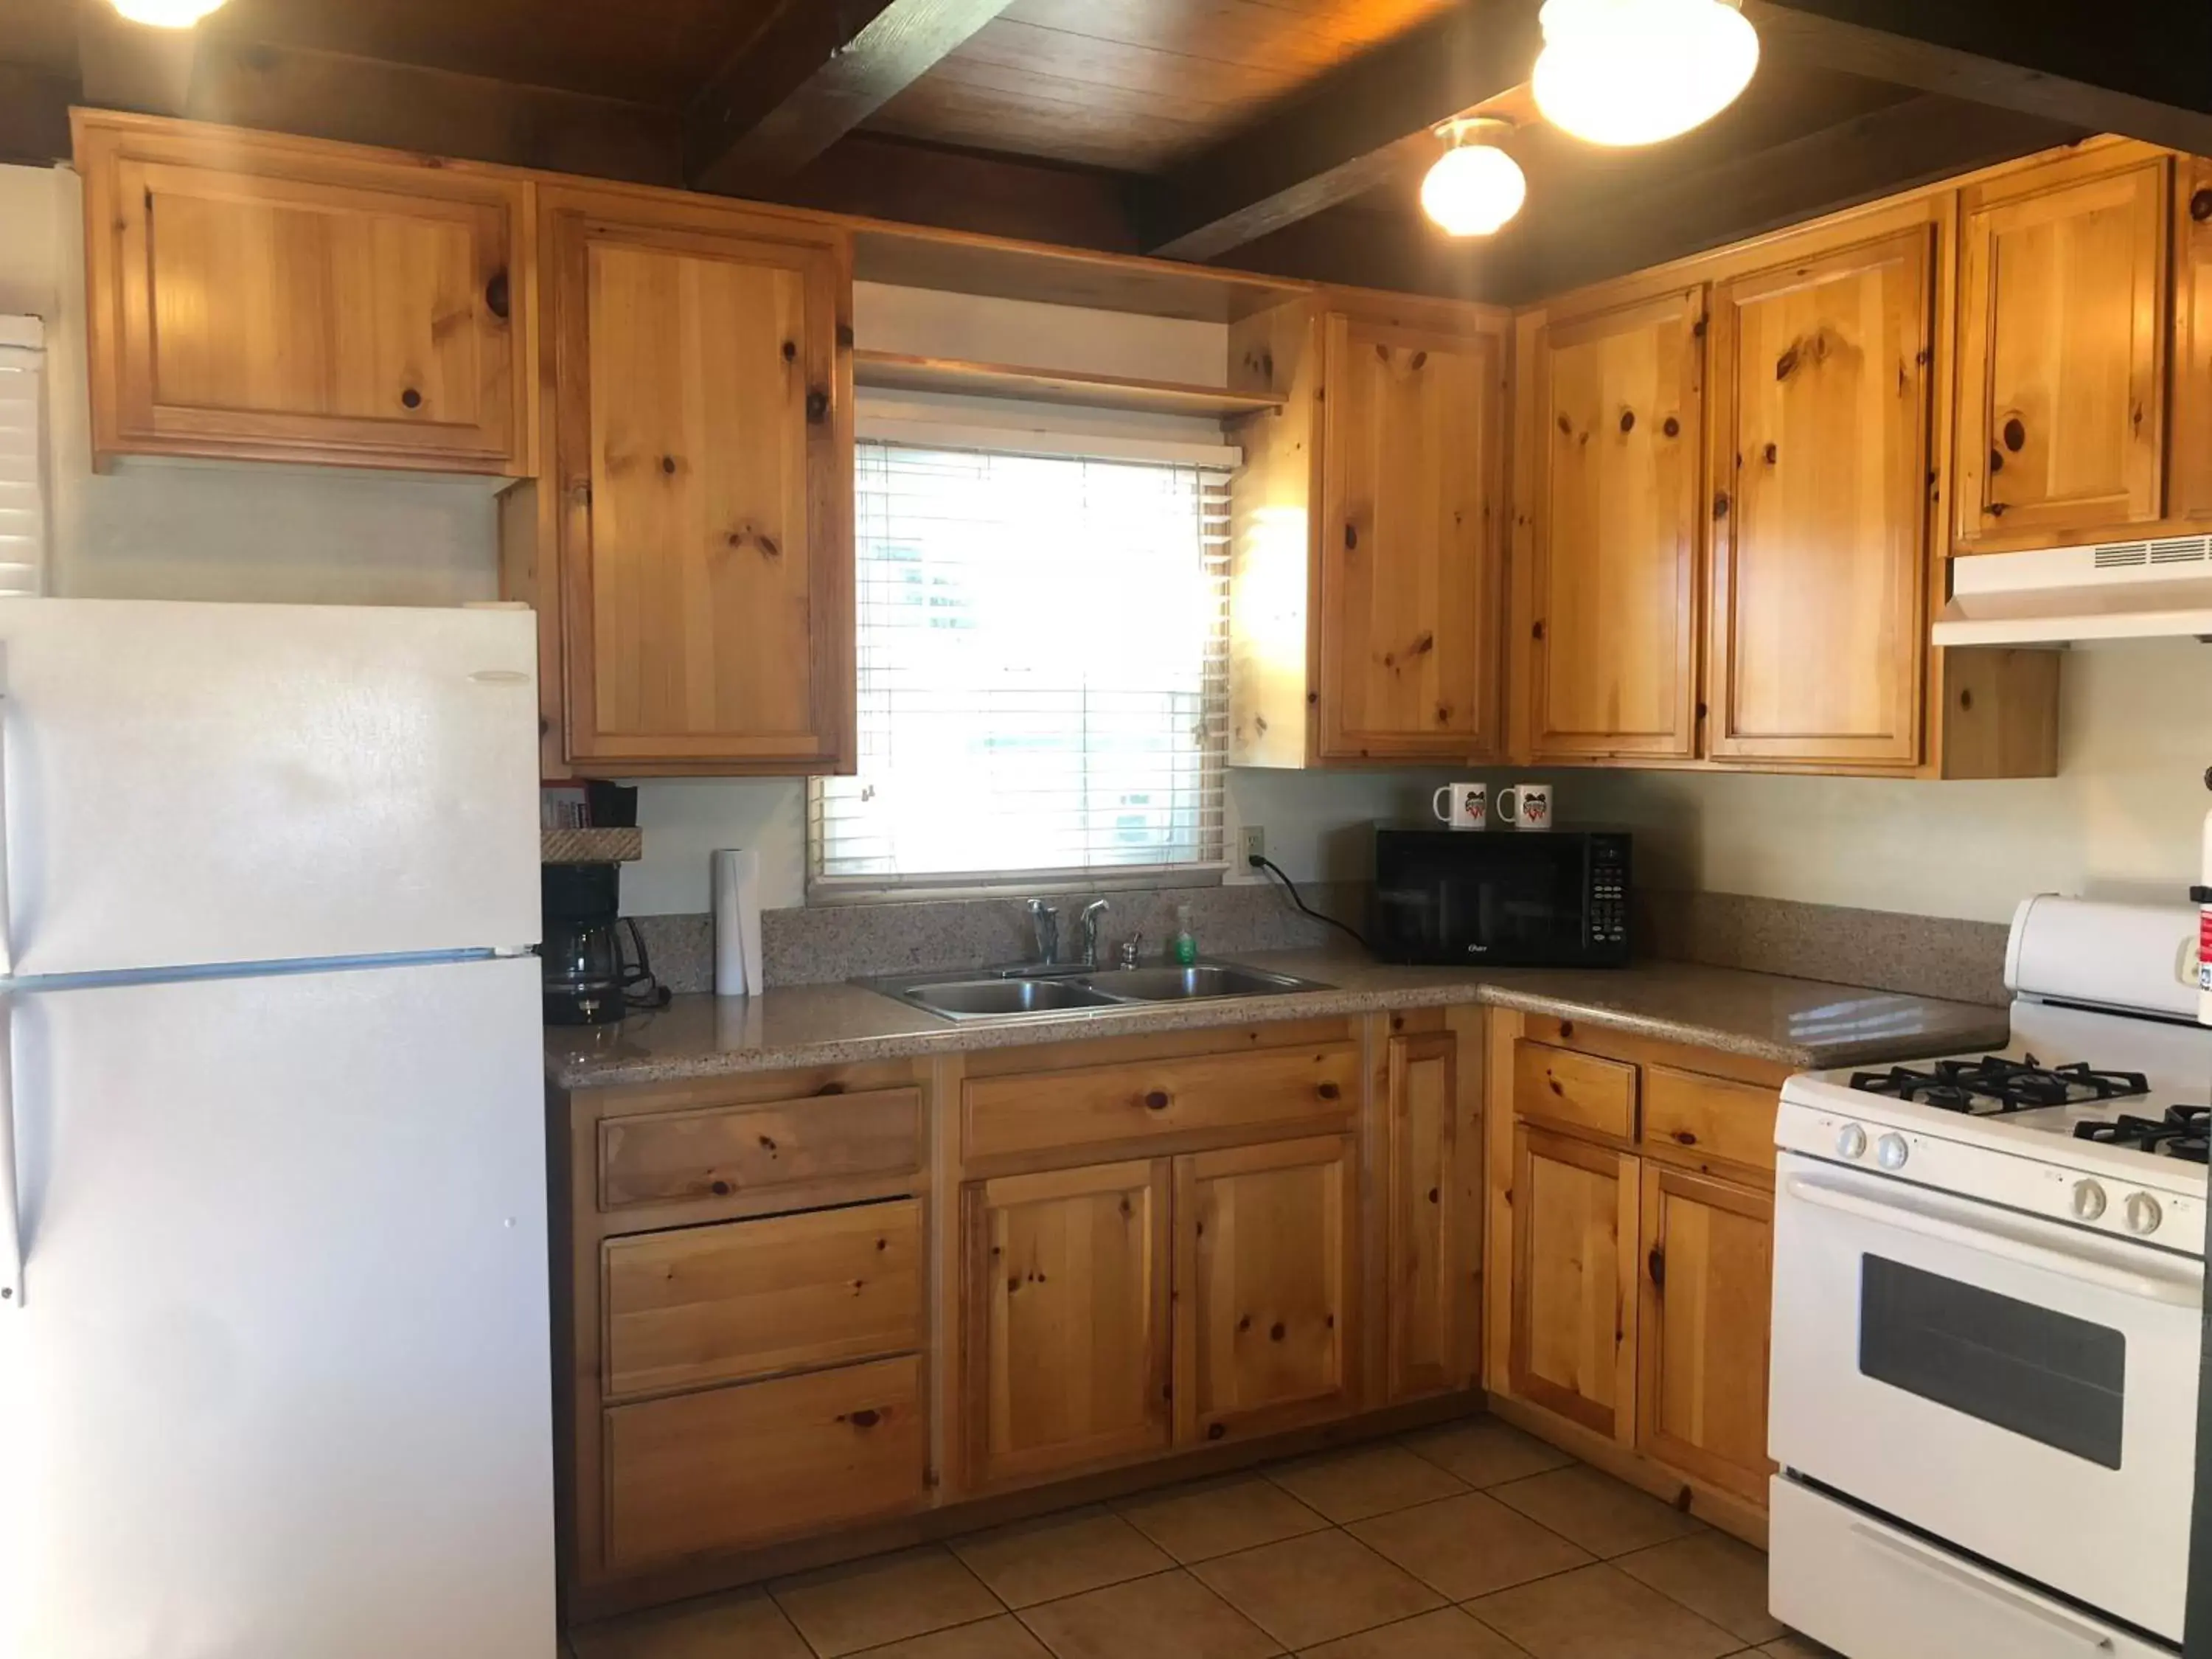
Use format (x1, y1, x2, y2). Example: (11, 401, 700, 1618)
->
(540, 863, 666, 1026)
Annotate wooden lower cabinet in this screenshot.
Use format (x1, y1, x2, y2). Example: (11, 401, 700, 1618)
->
(1385, 1030, 1478, 1401)
(604, 1356, 924, 1569)
(1636, 1164, 1775, 1503)
(1506, 1123, 1638, 1440)
(1175, 1135, 1358, 1443)
(963, 1160, 1175, 1487)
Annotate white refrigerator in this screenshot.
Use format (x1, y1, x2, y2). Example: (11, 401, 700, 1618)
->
(0, 600, 557, 1658)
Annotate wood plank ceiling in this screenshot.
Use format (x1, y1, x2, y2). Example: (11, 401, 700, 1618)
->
(3, 0, 2211, 303)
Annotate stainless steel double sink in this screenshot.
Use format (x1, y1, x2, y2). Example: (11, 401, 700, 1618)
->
(869, 961, 1335, 1021)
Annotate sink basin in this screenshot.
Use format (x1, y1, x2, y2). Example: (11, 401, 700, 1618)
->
(894, 978, 1119, 1019)
(1083, 964, 1321, 1002)
(869, 960, 1334, 1020)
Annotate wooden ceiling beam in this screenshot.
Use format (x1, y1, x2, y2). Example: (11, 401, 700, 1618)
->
(1489, 92, 2084, 303)
(1746, 1, 2212, 157)
(76, 8, 199, 118)
(770, 134, 1141, 254)
(1135, 0, 1544, 262)
(685, 0, 1018, 196)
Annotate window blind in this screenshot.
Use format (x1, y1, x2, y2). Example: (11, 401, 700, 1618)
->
(810, 441, 1230, 892)
(0, 329, 46, 597)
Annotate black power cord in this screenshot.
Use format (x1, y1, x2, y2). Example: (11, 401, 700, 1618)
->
(1250, 852, 1371, 953)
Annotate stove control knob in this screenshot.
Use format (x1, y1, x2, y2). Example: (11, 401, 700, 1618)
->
(2070, 1180, 2108, 1222)
(1836, 1124, 1868, 1161)
(1876, 1133, 1910, 1171)
(2123, 1192, 2163, 1236)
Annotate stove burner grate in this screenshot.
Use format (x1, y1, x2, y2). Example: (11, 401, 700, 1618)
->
(2074, 1105, 2211, 1164)
(1848, 1054, 2152, 1115)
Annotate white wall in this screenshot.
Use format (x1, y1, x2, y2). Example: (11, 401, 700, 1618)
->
(4, 160, 2202, 925)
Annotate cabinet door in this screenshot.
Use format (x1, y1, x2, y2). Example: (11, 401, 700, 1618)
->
(1176, 1135, 1358, 1443)
(2168, 158, 2212, 525)
(1954, 150, 2170, 550)
(964, 1161, 1172, 1487)
(78, 116, 526, 473)
(1527, 290, 1704, 760)
(552, 206, 852, 770)
(1636, 1163, 1775, 1503)
(1386, 1032, 1475, 1400)
(1317, 313, 1506, 762)
(1708, 223, 1933, 767)
(1507, 1124, 1638, 1440)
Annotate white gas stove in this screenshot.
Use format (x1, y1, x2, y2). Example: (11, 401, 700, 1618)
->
(1769, 896, 2210, 1659)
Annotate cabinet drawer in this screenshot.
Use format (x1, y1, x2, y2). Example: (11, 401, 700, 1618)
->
(599, 1088, 921, 1211)
(1514, 1040, 1637, 1141)
(1642, 1066, 1778, 1174)
(603, 1199, 922, 1400)
(964, 1043, 1358, 1161)
(604, 1355, 924, 1568)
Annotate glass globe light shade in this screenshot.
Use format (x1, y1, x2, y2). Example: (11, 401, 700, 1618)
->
(1420, 141, 1528, 237)
(1533, 0, 1759, 147)
(110, 0, 226, 26)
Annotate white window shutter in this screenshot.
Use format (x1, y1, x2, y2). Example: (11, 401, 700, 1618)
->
(0, 319, 47, 598)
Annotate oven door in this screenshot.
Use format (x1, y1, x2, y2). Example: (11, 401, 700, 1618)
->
(1770, 1151, 2202, 1642)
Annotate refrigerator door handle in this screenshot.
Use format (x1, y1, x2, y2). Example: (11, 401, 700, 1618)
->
(0, 999, 18, 1307)
(0, 675, 13, 979)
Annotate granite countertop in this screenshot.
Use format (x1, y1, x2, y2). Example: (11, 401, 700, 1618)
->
(544, 948, 2012, 1091)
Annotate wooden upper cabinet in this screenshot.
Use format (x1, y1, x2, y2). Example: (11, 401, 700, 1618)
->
(1636, 1163, 1775, 1503)
(1522, 289, 1704, 760)
(1175, 1135, 1357, 1444)
(1507, 1122, 1638, 1441)
(2168, 156, 2212, 526)
(548, 195, 854, 771)
(1954, 147, 2171, 551)
(75, 111, 528, 474)
(1707, 220, 1934, 767)
(1315, 310, 1507, 762)
(963, 1160, 1172, 1489)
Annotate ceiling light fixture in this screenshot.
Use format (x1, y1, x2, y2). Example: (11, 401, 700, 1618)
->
(1533, 0, 1759, 147)
(1420, 118, 1527, 237)
(109, 0, 226, 27)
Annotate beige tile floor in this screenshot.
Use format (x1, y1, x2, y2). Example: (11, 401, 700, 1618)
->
(568, 1420, 1840, 1659)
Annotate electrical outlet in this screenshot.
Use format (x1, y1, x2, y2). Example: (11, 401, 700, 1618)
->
(1239, 826, 1266, 867)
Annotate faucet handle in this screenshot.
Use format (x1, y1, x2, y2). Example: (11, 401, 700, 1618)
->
(1027, 898, 1061, 964)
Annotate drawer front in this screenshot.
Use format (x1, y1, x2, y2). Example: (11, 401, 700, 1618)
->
(604, 1199, 922, 1400)
(1514, 1040, 1637, 1141)
(604, 1355, 924, 1568)
(599, 1088, 922, 1211)
(964, 1043, 1359, 1161)
(1643, 1065, 1778, 1173)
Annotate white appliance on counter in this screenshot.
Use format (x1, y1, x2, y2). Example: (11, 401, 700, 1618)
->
(1769, 896, 2209, 1658)
(0, 599, 556, 1658)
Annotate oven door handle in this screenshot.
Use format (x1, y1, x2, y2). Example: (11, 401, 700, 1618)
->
(1784, 1172, 2203, 1308)
(1848, 1523, 2115, 1653)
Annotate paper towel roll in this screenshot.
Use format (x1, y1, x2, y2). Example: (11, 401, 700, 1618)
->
(711, 848, 764, 998)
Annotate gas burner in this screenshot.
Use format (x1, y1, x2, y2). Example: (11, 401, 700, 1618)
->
(1848, 1055, 2152, 1116)
(2075, 1105, 2212, 1164)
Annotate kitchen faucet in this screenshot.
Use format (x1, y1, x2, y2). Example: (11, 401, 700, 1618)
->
(1079, 898, 1110, 968)
(1027, 898, 1060, 967)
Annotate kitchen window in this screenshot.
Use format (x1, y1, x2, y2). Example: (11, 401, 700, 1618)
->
(809, 439, 1230, 895)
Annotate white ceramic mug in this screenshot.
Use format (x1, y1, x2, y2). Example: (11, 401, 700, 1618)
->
(1497, 782, 1552, 831)
(1430, 782, 1487, 831)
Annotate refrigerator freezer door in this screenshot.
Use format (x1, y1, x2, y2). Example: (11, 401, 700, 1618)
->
(0, 599, 539, 977)
(0, 954, 554, 1659)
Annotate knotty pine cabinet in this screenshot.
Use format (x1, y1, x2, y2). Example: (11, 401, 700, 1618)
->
(963, 1159, 1175, 1487)
(1384, 1027, 1482, 1402)
(1515, 288, 1705, 762)
(531, 187, 855, 774)
(1485, 1012, 1782, 1538)
(1953, 146, 2171, 553)
(1228, 295, 1511, 768)
(75, 111, 530, 475)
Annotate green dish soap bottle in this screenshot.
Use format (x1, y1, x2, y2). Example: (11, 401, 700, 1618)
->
(1172, 902, 1199, 966)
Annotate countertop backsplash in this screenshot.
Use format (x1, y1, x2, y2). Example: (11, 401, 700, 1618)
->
(625, 882, 2009, 1006)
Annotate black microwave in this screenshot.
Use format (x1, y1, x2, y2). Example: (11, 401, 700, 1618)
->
(1371, 828, 1630, 967)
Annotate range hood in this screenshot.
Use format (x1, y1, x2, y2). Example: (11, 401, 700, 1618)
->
(1931, 536, 2212, 644)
